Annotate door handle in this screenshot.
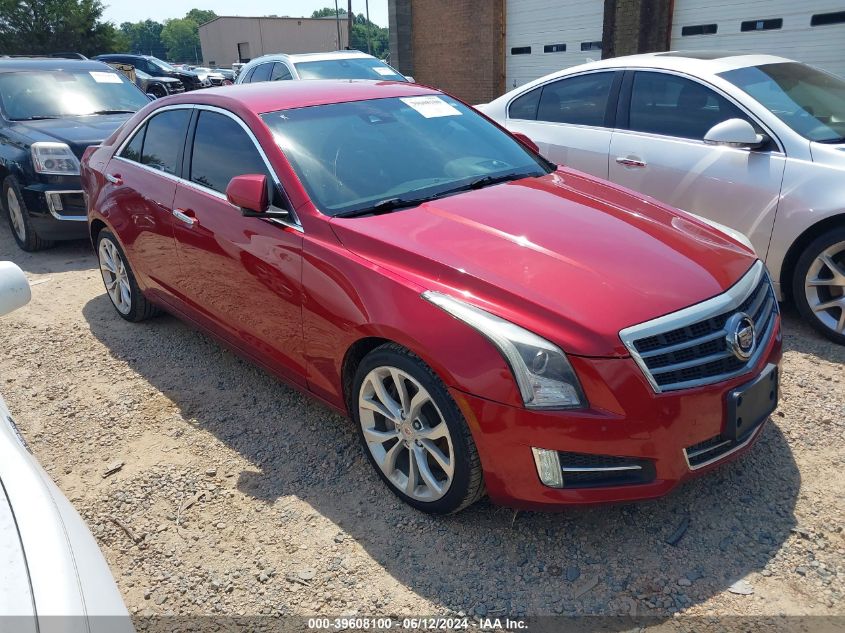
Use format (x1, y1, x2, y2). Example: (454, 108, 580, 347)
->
(615, 156, 647, 168)
(172, 208, 197, 227)
(105, 173, 122, 185)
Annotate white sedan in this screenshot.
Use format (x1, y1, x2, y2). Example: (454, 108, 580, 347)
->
(0, 262, 132, 632)
(479, 52, 845, 344)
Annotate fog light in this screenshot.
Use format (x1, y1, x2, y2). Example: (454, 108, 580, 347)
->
(531, 447, 563, 488)
(48, 192, 63, 212)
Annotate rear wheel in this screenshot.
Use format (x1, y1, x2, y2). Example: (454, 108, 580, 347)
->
(793, 227, 845, 345)
(352, 343, 484, 514)
(96, 229, 160, 322)
(3, 176, 53, 251)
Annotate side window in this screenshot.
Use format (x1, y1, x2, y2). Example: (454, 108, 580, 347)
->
(536, 72, 614, 126)
(271, 62, 293, 81)
(241, 66, 256, 83)
(628, 72, 750, 140)
(119, 125, 146, 163)
(141, 109, 191, 175)
(189, 110, 269, 193)
(509, 87, 541, 120)
(250, 63, 273, 83)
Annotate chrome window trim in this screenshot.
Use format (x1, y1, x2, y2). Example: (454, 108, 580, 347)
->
(45, 189, 86, 221)
(619, 260, 777, 393)
(113, 104, 303, 233)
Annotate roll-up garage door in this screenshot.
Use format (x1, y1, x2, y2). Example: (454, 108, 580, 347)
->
(505, 0, 605, 90)
(671, 0, 845, 78)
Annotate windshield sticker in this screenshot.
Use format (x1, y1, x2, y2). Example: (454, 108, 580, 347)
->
(374, 66, 396, 76)
(89, 71, 123, 84)
(400, 96, 461, 118)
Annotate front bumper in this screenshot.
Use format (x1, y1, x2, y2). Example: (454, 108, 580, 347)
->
(21, 183, 89, 241)
(451, 315, 782, 509)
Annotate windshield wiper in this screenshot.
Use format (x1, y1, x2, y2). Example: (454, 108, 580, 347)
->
(334, 194, 439, 218)
(464, 172, 529, 190)
(90, 110, 136, 115)
(12, 115, 59, 120)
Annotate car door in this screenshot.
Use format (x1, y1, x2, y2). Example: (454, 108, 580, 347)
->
(107, 107, 191, 299)
(170, 107, 306, 384)
(608, 70, 786, 257)
(505, 71, 621, 179)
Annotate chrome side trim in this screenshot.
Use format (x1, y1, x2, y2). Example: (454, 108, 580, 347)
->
(683, 420, 766, 471)
(45, 189, 86, 221)
(112, 103, 304, 233)
(560, 465, 642, 473)
(619, 261, 772, 393)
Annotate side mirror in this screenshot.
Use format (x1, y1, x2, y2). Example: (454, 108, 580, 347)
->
(512, 132, 540, 154)
(404, 75, 415, 83)
(226, 174, 291, 220)
(704, 118, 768, 149)
(0, 262, 31, 317)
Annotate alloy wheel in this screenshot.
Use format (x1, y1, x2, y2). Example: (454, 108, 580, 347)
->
(358, 366, 455, 502)
(7, 188, 25, 241)
(804, 241, 845, 336)
(98, 238, 132, 315)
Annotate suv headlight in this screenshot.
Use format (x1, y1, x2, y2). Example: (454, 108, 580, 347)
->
(422, 291, 586, 409)
(31, 142, 80, 175)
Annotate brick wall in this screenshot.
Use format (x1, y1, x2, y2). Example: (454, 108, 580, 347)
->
(602, 0, 672, 59)
(404, 0, 505, 104)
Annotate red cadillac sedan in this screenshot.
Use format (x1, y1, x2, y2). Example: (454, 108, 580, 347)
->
(81, 80, 782, 514)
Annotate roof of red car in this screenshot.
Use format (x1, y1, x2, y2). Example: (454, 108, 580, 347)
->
(161, 80, 442, 114)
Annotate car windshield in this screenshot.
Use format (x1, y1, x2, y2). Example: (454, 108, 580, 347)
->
(719, 62, 845, 143)
(0, 69, 149, 120)
(293, 58, 406, 81)
(149, 58, 176, 72)
(261, 95, 551, 216)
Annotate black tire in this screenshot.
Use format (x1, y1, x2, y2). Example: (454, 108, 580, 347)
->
(792, 226, 845, 345)
(95, 229, 161, 322)
(351, 343, 485, 514)
(3, 176, 54, 251)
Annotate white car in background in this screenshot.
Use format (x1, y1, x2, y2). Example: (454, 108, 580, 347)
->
(479, 52, 845, 344)
(0, 262, 132, 633)
(235, 49, 410, 84)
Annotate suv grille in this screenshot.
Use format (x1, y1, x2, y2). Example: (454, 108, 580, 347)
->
(619, 262, 778, 392)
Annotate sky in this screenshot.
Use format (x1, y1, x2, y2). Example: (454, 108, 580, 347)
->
(101, 0, 388, 27)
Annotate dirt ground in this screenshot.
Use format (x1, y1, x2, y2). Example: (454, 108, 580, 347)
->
(1, 229, 843, 628)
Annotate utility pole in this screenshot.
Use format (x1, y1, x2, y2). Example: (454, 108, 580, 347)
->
(365, 0, 372, 55)
(347, 0, 353, 49)
(334, 0, 341, 50)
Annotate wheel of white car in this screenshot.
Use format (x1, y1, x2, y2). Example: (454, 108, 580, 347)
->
(96, 229, 161, 322)
(793, 226, 845, 345)
(352, 343, 485, 514)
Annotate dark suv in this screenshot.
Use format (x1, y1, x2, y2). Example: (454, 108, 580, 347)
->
(0, 58, 149, 250)
(94, 54, 208, 91)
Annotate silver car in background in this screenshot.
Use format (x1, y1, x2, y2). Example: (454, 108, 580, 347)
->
(235, 49, 409, 84)
(479, 52, 845, 344)
(0, 262, 132, 633)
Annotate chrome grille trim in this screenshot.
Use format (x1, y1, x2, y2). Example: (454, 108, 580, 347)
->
(619, 261, 779, 393)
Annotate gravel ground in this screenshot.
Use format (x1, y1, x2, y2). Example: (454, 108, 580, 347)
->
(1, 229, 843, 627)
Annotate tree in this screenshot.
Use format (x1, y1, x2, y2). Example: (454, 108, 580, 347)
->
(120, 19, 166, 57)
(0, 0, 124, 56)
(161, 17, 199, 62)
(186, 8, 216, 26)
(311, 7, 347, 18)
(311, 7, 390, 58)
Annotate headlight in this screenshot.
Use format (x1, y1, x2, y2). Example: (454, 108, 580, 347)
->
(422, 291, 586, 409)
(31, 142, 80, 175)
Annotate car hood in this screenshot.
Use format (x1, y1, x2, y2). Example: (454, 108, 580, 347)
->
(14, 114, 133, 158)
(330, 168, 756, 357)
(0, 486, 36, 628)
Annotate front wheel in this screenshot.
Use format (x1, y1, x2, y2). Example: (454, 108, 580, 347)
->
(3, 176, 53, 251)
(96, 229, 161, 322)
(352, 343, 485, 514)
(793, 227, 845, 345)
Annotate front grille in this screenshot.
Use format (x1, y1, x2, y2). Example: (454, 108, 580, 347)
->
(557, 450, 655, 488)
(685, 416, 764, 468)
(619, 262, 778, 392)
(168, 81, 185, 94)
